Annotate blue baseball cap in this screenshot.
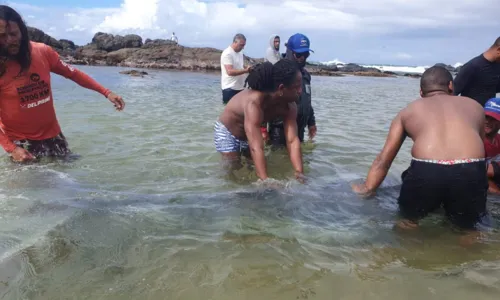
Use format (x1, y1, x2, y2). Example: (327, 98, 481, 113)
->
(287, 33, 314, 54)
(485, 98, 500, 121)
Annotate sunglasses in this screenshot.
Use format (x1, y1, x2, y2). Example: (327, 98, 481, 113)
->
(294, 51, 310, 59)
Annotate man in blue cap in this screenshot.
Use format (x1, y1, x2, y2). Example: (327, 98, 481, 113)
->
(483, 98, 500, 193)
(266, 33, 317, 146)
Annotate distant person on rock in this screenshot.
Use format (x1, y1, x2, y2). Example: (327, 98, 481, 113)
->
(220, 33, 252, 105)
(170, 32, 178, 46)
(453, 36, 500, 107)
(352, 66, 488, 233)
(0, 5, 125, 162)
(265, 34, 281, 64)
(214, 59, 305, 183)
(267, 33, 317, 146)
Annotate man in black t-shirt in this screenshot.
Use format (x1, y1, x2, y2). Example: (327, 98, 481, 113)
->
(453, 36, 500, 107)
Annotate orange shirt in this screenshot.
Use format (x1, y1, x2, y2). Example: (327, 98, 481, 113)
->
(0, 42, 111, 152)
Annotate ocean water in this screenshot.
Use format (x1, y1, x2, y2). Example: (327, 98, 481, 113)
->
(0, 66, 500, 300)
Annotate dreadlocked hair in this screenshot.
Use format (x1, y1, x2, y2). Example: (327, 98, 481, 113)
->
(245, 59, 299, 92)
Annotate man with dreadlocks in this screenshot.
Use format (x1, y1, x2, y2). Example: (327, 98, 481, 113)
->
(214, 59, 305, 182)
(0, 5, 125, 162)
(266, 33, 317, 146)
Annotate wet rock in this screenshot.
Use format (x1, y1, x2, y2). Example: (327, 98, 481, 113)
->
(119, 69, 148, 77)
(434, 63, 456, 73)
(404, 73, 422, 78)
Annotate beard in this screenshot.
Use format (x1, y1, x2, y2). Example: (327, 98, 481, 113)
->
(0, 44, 19, 58)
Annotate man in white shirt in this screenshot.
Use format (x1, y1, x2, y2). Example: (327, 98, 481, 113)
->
(220, 33, 252, 105)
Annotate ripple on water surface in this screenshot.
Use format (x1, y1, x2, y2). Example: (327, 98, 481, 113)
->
(0, 67, 499, 299)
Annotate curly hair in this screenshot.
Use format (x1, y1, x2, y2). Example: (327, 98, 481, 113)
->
(245, 59, 299, 92)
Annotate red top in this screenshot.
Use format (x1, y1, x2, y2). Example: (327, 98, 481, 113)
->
(484, 134, 500, 160)
(0, 42, 110, 153)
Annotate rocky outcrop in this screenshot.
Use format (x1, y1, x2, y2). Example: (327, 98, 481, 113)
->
(25, 27, 452, 78)
(91, 32, 143, 52)
(27, 27, 63, 50)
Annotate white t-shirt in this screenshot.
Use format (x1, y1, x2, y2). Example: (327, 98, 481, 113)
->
(220, 46, 246, 90)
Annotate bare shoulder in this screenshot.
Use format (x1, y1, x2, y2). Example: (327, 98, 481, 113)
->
(457, 96, 484, 113)
(244, 91, 264, 114)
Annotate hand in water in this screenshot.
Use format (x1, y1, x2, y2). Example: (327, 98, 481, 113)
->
(10, 147, 35, 162)
(107, 92, 125, 111)
(308, 125, 317, 140)
(351, 182, 374, 197)
(261, 130, 269, 142)
(295, 171, 307, 184)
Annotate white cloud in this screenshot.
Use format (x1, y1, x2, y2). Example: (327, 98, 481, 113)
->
(12, 0, 496, 40)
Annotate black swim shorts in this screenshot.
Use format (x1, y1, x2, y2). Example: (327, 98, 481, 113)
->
(13, 132, 71, 158)
(222, 88, 242, 105)
(398, 158, 488, 230)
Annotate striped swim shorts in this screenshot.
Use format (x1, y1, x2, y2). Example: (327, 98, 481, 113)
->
(214, 120, 248, 153)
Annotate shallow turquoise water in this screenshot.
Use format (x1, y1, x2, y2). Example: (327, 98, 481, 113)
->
(0, 66, 500, 299)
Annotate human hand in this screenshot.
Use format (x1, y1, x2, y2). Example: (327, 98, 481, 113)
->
(295, 171, 307, 184)
(261, 127, 269, 142)
(245, 65, 253, 73)
(351, 182, 374, 197)
(308, 125, 317, 140)
(107, 92, 125, 111)
(10, 147, 35, 162)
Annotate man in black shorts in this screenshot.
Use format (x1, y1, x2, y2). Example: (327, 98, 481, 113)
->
(352, 66, 488, 231)
(453, 36, 500, 107)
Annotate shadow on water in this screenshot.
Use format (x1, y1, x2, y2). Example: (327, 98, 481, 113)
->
(1, 175, 500, 299)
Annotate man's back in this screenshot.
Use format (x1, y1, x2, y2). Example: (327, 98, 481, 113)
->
(404, 94, 485, 160)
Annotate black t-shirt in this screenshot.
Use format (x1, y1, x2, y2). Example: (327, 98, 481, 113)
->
(453, 54, 500, 106)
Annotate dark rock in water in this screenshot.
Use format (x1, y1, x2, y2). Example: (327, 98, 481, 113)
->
(434, 63, 456, 73)
(92, 32, 143, 52)
(404, 73, 422, 78)
(383, 71, 397, 75)
(341, 63, 381, 73)
(341, 63, 365, 72)
(119, 69, 148, 77)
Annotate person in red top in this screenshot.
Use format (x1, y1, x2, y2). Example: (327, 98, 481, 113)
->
(0, 5, 125, 162)
(483, 98, 500, 193)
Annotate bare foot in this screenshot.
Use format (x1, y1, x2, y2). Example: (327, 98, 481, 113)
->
(459, 231, 485, 247)
(396, 219, 419, 230)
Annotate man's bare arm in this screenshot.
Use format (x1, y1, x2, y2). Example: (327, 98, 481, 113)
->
(283, 103, 303, 176)
(244, 101, 268, 180)
(363, 111, 407, 193)
(224, 64, 249, 76)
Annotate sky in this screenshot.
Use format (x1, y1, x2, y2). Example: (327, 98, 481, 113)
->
(4, 0, 499, 66)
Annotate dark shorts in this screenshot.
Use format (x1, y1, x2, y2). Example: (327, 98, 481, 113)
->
(268, 120, 306, 146)
(13, 132, 71, 158)
(398, 158, 488, 230)
(222, 88, 242, 105)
